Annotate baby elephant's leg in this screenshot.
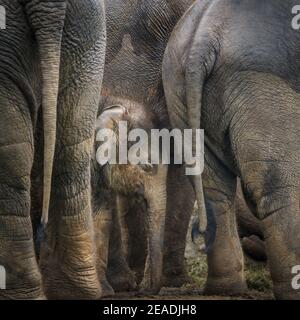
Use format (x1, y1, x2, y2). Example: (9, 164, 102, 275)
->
(139, 165, 168, 295)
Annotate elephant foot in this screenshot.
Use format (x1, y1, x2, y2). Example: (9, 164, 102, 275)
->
(0, 267, 43, 300)
(0, 287, 44, 300)
(273, 282, 300, 300)
(97, 264, 115, 297)
(163, 252, 191, 288)
(108, 270, 137, 292)
(0, 216, 44, 300)
(162, 271, 192, 288)
(40, 230, 101, 299)
(100, 278, 115, 298)
(41, 256, 101, 300)
(138, 278, 161, 296)
(204, 274, 247, 296)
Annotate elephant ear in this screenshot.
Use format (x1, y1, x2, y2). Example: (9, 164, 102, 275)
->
(96, 105, 129, 131)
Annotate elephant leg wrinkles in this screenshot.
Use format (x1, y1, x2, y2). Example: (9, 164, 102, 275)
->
(0, 83, 42, 299)
(203, 147, 247, 296)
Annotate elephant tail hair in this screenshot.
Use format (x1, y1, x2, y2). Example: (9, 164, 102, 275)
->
(192, 200, 217, 254)
(24, 1, 67, 225)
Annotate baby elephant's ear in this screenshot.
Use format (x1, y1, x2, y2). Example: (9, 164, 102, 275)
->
(96, 105, 129, 130)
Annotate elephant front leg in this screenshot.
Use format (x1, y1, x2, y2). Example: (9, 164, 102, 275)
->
(94, 205, 114, 297)
(0, 91, 43, 299)
(116, 194, 130, 259)
(39, 140, 101, 299)
(139, 165, 168, 295)
(163, 165, 195, 288)
(258, 194, 300, 300)
(126, 202, 148, 285)
(203, 150, 247, 295)
(107, 197, 137, 293)
(39, 6, 105, 298)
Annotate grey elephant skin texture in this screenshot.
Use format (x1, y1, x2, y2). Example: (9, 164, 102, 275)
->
(0, 0, 106, 299)
(163, 0, 300, 299)
(91, 0, 196, 296)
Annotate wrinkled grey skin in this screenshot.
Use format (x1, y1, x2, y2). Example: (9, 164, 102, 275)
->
(235, 181, 267, 262)
(0, 0, 106, 299)
(193, 180, 267, 261)
(235, 181, 263, 240)
(93, 0, 195, 294)
(163, 0, 300, 299)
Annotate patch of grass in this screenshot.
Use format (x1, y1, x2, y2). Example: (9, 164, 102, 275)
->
(186, 253, 273, 298)
(244, 257, 272, 293)
(186, 254, 207, 288)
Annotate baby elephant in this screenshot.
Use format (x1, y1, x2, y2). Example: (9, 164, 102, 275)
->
(92, 103, 168, 295)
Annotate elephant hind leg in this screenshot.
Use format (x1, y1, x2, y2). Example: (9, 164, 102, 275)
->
(203, 148, 247, 296)
(252, 191, 300, 300)
(0, 87, 42, 299)
(231, 71, 300, 299)
(163, 165, 194, 288)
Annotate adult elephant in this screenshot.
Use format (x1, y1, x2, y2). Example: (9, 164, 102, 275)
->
(0, 0, 106, 299)
(93, 0, 195, 294)
(163, 0, 300, 299)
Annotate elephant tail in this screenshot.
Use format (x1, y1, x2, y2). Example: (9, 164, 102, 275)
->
(192, 201, 217, 254)
(24, 1, 67, 225)
(185, 27, 218, 234)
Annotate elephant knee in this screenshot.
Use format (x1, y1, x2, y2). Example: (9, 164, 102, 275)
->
(0, 144, 32, 218)
(54, 141, 91, 183)
(255, 190, 298, 221)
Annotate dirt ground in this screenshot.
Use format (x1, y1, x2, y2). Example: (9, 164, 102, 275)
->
(109, 247, 274, 300)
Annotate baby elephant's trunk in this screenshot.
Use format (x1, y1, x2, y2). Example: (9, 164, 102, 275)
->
(23, 0, 67, 225)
